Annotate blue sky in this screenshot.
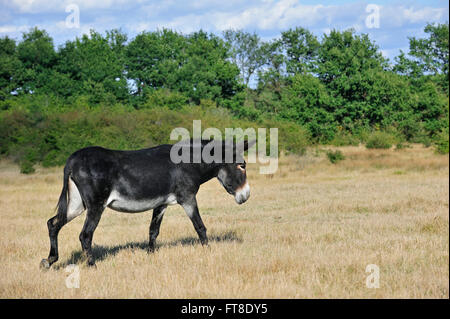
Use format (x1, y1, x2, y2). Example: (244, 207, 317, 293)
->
(0, 0, 448, 61)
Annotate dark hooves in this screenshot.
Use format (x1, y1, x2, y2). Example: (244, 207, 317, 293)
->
(40, 259, 51, 270)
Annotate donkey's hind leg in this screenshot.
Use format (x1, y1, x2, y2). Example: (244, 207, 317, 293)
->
(40, 178, 85, 269)
(40, 215, 67, 269)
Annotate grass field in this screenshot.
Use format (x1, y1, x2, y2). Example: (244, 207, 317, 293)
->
(0, 144, 448, 298)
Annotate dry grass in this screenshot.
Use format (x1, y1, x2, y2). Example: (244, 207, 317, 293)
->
(0, 144, 448, 298)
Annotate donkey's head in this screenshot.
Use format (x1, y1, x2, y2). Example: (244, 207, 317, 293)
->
(216, 140, 256, 204)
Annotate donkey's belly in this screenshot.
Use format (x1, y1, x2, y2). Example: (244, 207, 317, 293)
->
(106, 190, 177, 213)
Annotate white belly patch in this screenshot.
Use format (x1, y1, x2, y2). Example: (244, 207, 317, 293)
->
(106, 190, 177, 213)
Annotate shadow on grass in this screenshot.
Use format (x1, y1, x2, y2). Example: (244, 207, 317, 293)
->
(55, 230, 242, 269)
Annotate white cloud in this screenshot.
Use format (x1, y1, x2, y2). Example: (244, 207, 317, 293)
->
(1, 0, 448, 53)
(380, 5, 448, 28)
(3, 0, 141, 13)
(0, 24, 29, 33)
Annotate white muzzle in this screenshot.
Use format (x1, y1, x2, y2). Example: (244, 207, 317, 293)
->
(235, 182, 250, 204)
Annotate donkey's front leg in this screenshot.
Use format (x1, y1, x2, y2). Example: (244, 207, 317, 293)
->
(148, 205, 167, 253)
(181, 197, 208, 246)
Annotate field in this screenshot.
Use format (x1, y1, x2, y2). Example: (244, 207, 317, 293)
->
(0, 144, 448, 298)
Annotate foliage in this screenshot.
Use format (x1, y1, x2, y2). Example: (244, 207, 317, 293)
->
(329, 130, 360, 146)
(281, 27, 320, 75)
(365, 131, 397, 149)
(0, 98, 311, 170)
(223, 30, 266, 86)
(280, 73, 335, 141)
(126, 29, 242, 104)
(0, 23, 448, 171)
(435, 127, 449, 154)
(326, 149, 345, 164)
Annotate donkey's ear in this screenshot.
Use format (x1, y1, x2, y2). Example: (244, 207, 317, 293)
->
(243, 139, 257, 151)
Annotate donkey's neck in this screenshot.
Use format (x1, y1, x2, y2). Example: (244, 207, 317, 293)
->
(195, 162, 221, 185)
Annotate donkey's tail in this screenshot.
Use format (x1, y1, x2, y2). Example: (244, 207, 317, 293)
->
(55, 165, 71, 221)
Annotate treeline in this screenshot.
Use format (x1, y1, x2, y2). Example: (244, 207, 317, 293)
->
(0, 23, 448, 172)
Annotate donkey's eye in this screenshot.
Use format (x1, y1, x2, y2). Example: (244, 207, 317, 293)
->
(238, 163, 246, 171)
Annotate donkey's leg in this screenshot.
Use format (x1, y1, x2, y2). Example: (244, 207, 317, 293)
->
(41, 178, 85, 269)
(148, 205, 167, 253)
(79, 206, 104, 267)
(40, 215, 67, 269)
(181, 197, 208, 246)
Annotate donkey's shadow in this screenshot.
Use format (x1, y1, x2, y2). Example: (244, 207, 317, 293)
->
(55, 230, 242, 269)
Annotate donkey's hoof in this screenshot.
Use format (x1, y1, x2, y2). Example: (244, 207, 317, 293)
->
(40, 259, 51, 270)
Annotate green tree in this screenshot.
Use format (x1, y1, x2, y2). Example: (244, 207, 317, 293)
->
(181, 31, 241, 103)
(56, 29, 129, 102)
(280, 73, 335, 140)
(393, 23, 449, 137)
(281, 27, 320, 75)
(256, 40, 286, 95)
(16, 28, 56, 94)
(316, 29, 393, 128)
(394, 22, 449, 94)
(126, 29, 187, 97)
(223, 29, 266, 86)
(0, 36, 21, 100)
(127, 29, 241, 105)
(410, 23, 449, 77)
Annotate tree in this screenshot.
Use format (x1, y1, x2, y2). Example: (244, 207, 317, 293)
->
(252, 39, 287, 115)
(56, 29, 129, 102)
(16, 28, 56, 94)
(281, 73, 335, 140)
(181, 31, 241, 103)
(280, 27, 320, 75)
(316, 29, 390, 126)
(126, 29, 186, 97)
(127, 29, 241, 105)
(394, 22, 449, 94)
(393, 23, 449, 137)
(0, 36, 21, 99)
(410, 23, 449, 77)
(223, 30, 266, 86)
(256, 40, 286, 94)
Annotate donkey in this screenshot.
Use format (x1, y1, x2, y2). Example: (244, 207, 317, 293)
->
(40, 139, 255, 269)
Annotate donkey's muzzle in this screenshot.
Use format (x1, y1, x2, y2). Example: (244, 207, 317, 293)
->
(235, 182, 250, 204)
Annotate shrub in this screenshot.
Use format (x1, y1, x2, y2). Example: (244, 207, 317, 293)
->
(330, 130, 360, 146)
(366, 131, 396, 149)
(0, 105, 312, 172)
(20, 160, 35, 174)
(435, 127, 449, 154)
(326, 149, 345, 164)
(142, 89, 189, 110)
(395, 142, 411, 150)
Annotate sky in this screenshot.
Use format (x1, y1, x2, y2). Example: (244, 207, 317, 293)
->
(0, 0, 448, 61)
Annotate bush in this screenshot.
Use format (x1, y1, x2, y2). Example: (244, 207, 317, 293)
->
(395, 142, 411, 150)
(365, 131, 396, 149)
(20, 160, 35, 174)
(142, 89, 189, 110)
(326, 149, 345, 164)
(435, 127, 449, 154)
(0, 105, 312, 172)
(330, 130, 360, 146)
(275, 120, 310, 155)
